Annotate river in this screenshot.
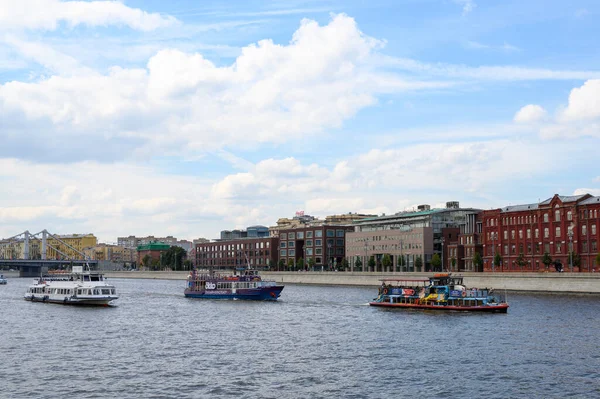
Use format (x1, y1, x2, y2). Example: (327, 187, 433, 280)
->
(1, 277, 599, 398)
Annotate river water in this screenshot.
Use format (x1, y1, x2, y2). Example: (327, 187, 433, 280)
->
(1, 277, 599, 398)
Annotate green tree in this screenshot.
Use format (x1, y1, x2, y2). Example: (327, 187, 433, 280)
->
(398, 254, 406, 271)
(415, 255, 423, 272)
(150, 258, 160, 271)
(382, 254, 392, 272)
(183, 259, 192, 270)
(595, 252, 600, 271)
(493, 252, 502, 271)
(297, 257, 305, 270)
(542, 252, 553, 269)
(431, 253, 441, 271)
(308, 257, 316, 271)
(516, 252, 527, 270)
(268, 259, 275, 270)
(368, 256, 376, 271)
(278, 259, 285, 271)
(142, 254, 151, 269)
(568, 251, 580, 270)
(473, 251, 483, 272)
(355, 256, 362, 270)
(451, 256, 456, 270)
(287, 258, 295, 271)
(341, 258, 349, 271)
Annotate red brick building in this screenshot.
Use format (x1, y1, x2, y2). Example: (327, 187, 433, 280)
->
(195, 237, 279, 270)
(479, 194, 600, 272)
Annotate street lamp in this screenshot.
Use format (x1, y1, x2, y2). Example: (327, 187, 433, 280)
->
(568, 230, 573, 272)
(363, 239, 368, 273)
(492, 232, 497, 272)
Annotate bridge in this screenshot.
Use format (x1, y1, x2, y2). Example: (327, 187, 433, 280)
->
(0, 230, 96, 277)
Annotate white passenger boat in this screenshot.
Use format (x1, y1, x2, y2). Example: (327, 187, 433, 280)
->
(24, 266, 118, 306)
(0, 274, 7, 284)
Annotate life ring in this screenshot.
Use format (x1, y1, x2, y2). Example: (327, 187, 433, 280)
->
(461, 291, 466, 298)
(383, 288, 389, 295)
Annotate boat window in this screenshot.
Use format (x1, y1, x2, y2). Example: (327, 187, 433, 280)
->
(102, 289, 110, 295)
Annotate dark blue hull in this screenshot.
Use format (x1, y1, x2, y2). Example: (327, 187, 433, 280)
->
(184, 286, 284, 301)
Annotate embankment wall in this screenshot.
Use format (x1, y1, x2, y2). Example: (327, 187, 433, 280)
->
(104, 271, 600, 294)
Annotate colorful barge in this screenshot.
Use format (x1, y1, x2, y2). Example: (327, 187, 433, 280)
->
(370, 273, 508, 313)
(185, 268, 284, 301)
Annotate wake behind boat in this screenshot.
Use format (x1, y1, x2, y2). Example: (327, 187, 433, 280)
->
(185, 267, 284, 301)
(370, 273, 508, 313)
(24, 266, 118, 306)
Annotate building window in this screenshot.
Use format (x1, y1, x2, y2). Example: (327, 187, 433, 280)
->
(518, 230, 523, 239)
(336, 239, 344, 246)
(555, 209, 560, 222)
(527, 229, 531, 239)
(556, 242, 561, 253)
(582, 241, 588, 252)
(288, 241, 295, 248)
(592, 225, 597, 235)
(289, 249, 295, 256)
(315, 239, 322, 246)
(326, 230, 335, 237)
(315, 248, 322, 255)
(535, 229, 539, 238)
(315, 230, 323, 238)
(592, 241, 597, 252)
(504, 245, 508, 255)
(306, 239, 313, 247)
(555, 227, 561, 237)
(280, 249, 287, 256)
(306, 248, 313, 256)
(567, 211, 572, 221)
(307, 231, 313, 238)
(280, 242, 287, 248)
(544, 243, 550, 253)
(281, 233, 287, 240)
(336, 230, 345, 237)
(544, 213, 549, 223)
(504, 231, 508, 240)
(544, 228, 549, 238)
(288, 232, 295, 240)
(297, 232, 304, 239)
(582, 225, 587, 235)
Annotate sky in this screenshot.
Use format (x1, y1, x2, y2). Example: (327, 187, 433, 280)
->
(1, 0, 599, 243)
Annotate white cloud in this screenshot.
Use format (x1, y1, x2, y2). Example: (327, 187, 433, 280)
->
(454, 0, 476, 16)
(559, 79, 600, 121)
(0, 14, 450, 163)
(0, 0, 178, 31)
(514, 104, 547, 123)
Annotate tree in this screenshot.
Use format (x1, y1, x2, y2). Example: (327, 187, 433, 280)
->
(297, 257, 305, 270)
(183, 260, 192, 270)
(355, 256, 362, 270)
(142, 254, 151, 269)
(398, 254, 406, 271)
(542, 252, 553, 269)
(268, 259, 275, 270)
(308, 257, 316, 271)
(516, 252, 527, 270)
(568, 251, 580, 270)
(150, 258, 160, 271)
(278, 259, 285, 271)
(451, 256, 456, 270)
(595, 252, 600, 272)
(431, 253, 441, 271)
(493, 252, 502, 271)
(368, 256, 376, 271)
(415, 255, 423, 272)
(473, 251, 483, 272)
(382, 254, 392, 272)
(287, 258, 295, 271)
(341, 258, 349, 271)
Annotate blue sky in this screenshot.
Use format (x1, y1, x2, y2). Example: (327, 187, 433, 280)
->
(1, 0, 599, 243)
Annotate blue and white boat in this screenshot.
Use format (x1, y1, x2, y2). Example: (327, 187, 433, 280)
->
(185, 268, 284, 301)
(0, 274, 7, 284)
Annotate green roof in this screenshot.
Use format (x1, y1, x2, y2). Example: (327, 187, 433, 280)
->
(137, 242, 170, 251)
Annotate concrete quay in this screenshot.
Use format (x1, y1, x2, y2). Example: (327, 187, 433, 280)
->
(103, 271, 600, 294)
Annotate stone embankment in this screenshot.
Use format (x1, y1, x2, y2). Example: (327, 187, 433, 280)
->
(104, 271, 600, 294)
